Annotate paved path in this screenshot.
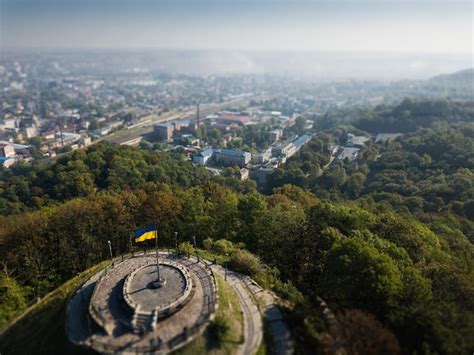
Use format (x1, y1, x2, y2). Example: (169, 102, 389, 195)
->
(193, 256, 294, 355)
(210, 264, 263, 355)
(244, 279, 294, 355)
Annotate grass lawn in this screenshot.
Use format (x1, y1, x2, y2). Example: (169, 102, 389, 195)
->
(173, 274, 243, 355)
(0, 261, 108, 355)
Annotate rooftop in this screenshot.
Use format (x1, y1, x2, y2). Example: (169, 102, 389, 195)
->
(196, 148, 214, 158)
(215, 148, 250, 157)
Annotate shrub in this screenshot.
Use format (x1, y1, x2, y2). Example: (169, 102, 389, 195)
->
(337, 309, 401, 355)
(213, 239, 235, 255)
(203, 237, 214, 251)
(229, 249, 260, 276)
(0, 273, 27, 329)
(209, 315, 229, 342)
(179, 242, 194, 257)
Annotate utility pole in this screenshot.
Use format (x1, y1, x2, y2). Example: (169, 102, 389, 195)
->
(107, 240, 114, 266)
(129, 234, 134, 257)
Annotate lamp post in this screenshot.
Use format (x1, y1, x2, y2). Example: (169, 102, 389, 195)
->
(224, 252, 229, 281)
(193, 235, 199, 261)
(175, 231, 178, 254)
(107, 240, 114, 266)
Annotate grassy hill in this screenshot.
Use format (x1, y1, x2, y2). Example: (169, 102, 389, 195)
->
(0, 261, 108, 355)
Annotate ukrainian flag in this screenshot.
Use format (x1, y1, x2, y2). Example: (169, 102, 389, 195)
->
(134, 224, 157, 243)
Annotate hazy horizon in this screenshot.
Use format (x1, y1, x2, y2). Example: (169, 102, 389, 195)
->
(1, 0, 472, 52)
(1, 0, 472, 79)
(1, 48, 471, 80)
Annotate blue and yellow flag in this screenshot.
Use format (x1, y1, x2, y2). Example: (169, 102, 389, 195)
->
(134, 224, 157, 243)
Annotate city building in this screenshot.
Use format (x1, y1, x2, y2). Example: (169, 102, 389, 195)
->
(192, 148, 251, 167)
(292, 134, 312, 151)
(154, 124, 174, 140)
(80, 136, 92, 147)
(337, 147, 360, 161)
(192, 148, 214, 165)
(0, 142, 15, 158)
(269, 129, 283, 142)
(347, 133, 370, 148)
(215, 112, 250, 126)
(0, 157, 16, 168)
(250, 167, 275, 187)
(214, 148, 251, 167)
(234, 168, 249, 180)
(375, 133, 402, 144)
(272, 134, 312, 160)
(221, 133, 234, 145)
(253, 148, 272, 164)
(272, 137, 298, 158)
(22, 126, 38, 139)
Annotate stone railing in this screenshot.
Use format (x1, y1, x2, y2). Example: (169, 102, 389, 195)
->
(123, 259, 195, 329)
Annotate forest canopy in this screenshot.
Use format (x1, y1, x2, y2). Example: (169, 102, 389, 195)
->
(1, 98, 473, 354)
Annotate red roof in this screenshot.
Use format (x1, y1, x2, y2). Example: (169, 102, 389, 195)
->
(218, 113, 250, 124)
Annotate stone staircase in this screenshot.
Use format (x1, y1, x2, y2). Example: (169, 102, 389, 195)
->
(132, 311, 154, 333)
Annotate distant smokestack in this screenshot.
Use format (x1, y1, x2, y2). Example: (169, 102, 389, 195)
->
(196, 103, 200, 128)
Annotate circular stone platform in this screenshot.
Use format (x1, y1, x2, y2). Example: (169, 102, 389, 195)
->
(66, 253, 218, 354)
(128, 264, 185, 311)
(124, 261, 193, 315)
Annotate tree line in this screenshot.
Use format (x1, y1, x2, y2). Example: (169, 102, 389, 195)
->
(1, 181, 473, 353)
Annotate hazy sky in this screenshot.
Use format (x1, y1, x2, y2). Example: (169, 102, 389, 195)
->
(1, 0, 472, 54)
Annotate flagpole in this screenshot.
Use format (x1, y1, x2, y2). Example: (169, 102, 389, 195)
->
(154, 226, 161, 285)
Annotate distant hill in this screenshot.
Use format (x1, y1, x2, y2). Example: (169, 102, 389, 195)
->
(429, 68, 474, 86)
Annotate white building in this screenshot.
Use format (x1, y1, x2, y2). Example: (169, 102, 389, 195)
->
(337, 147, 360, 161)
(0, 142, 15, 158)
(253, 148, 272, 164)
(347, 133, 370, 148)
(192, 148, 214, 165)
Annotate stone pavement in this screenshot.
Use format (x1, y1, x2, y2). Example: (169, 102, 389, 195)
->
(245, 280, 294, 355)
(66, 253, 217, 353)
(66, 252, 293, 354)
(127, 264, 187, 312)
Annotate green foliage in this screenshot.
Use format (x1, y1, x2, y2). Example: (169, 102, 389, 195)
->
(179, 242, 195, 256)
(228, 249, 261, 276)
(0, 261, 107, 354)
(354, 99, 473, 133)
(209, 315, 230, 342)
(323, 236, 404, 313)
(1, 112, 473, 354)
(0, 273, 27, 330)
(269, 101, 474, 222)
(212, 239, 235, 255)
(0, 144, 214, 215)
